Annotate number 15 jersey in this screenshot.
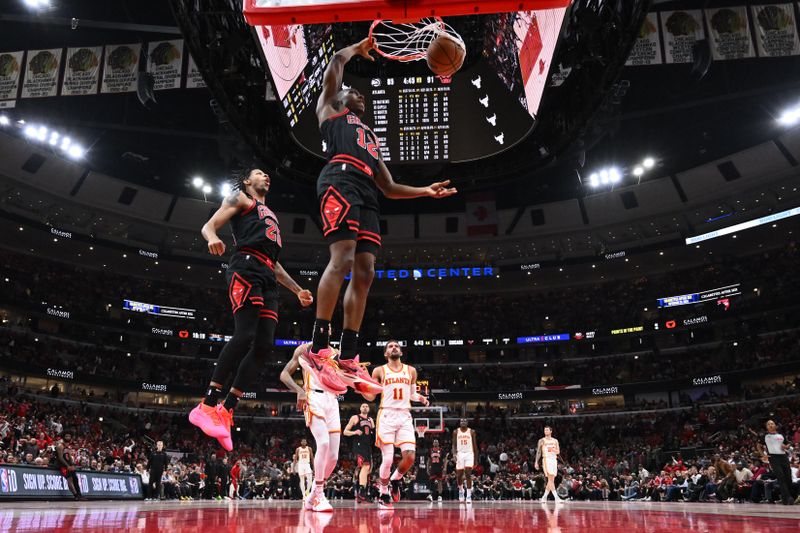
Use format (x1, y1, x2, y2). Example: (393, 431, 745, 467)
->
(318, 108, 381, 210)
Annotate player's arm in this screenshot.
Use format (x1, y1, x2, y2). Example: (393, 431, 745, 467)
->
(375, 160, 457, 201)
(409, 366, 429, 405)
(316, 38, 375, 123)
(554, 438, 560, 456)
(534, 438, 543, 470)
(274, 262, 314, 307)
(452, 430, 458, 458)
(279, 345, 308, 411)
(309, 447, 314, 466)
(56, 443, 70, 469)
(293, 448, 298, 464)
(472, 429, 478, 457)
(361, 366, 384, 402)
(343, 415, 362, 437)
(201, 191, 250, 255)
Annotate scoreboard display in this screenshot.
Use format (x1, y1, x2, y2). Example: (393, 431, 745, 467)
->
(253, 9, 567, 164)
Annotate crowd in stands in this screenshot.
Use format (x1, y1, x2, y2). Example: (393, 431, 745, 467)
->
(3, 377, 800, 504)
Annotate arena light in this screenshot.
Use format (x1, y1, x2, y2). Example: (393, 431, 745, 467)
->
(192, 176, 204, 188)
(642, 157, 655, 169)
(609, 167, 621, 183)
(60, 137, 71, 150)
(589, 173, 599, 188)
(67, 144, 85, 159)
(220, 182, 232, 197)
(23, 125, 37, 137)
(778, 106, 800, 126)
(202, 184, 212, 194)
(48, 132, 59, 145)
(632, 166, 644, 177)
(36, 126, 47, 141)
(0, 115, 9, 126)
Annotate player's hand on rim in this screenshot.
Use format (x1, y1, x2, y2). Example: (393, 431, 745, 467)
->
(426, 180, 457, 199)
(297, 289, 314, 307)
(208, 239, 226, 256)
(354, 37, 375, 61)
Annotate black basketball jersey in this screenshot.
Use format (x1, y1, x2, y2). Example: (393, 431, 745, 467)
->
(356, 414, 374, 447)
(320, 108, 383, 182)
(230, 195, 282, 264)
(429, 447, 443, 473)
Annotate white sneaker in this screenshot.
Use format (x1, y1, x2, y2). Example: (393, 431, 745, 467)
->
(458, 490, 465, 502)
(427, 494, 433, 501)
(437, 496, 443, 502)
(554, 496, 563, 503)
(539, 496, 548, 502)
(466, 494, 472, 503)
(305, 491, 333, 512)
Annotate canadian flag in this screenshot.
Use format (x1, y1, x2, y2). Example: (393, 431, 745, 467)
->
(465, 192, 497, 237)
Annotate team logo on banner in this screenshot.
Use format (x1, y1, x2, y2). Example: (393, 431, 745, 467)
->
(626, 12, 663, 65)
(147, 40, 184, 91)
(21, 48, 62, 98)
(661, 10, 705, 64)
(62, 46, 102, 96)
(751, 4, 800, 57)
(0, 51, 24, 101)
(101, 44, 140, 93)
(705, 7, 756, 60)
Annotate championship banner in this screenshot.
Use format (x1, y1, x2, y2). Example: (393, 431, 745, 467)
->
(61, 46, 102, 96)
(625, 12, 663, 66)
(705, 7, 756, 60)
(0, 51, 24, 101)
(21, 48, 62, 98)
(0, 465, 143, 500)
(752, 4, 800, 57)
(101, 44, 140, 93)
(186, 54, 206, 89)
(147, 40, 184, 91)
(661, 10, 705, 64)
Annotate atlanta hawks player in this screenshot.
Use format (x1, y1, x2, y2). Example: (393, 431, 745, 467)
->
(535, 425, 563, 502)
(294, 438, 314, 498)
(453, 419, 478, 503)
(280, 343, 342, 512)
(362, 340, 429, 509)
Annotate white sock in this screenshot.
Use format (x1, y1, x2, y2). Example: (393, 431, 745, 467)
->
(390, 470, 403, 481)
(542, 489, 550, 499)
(379, 482, 389, 494)
(467, 488, 472, 496)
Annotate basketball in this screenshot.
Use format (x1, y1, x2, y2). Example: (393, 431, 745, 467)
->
(426, 34, 465, 77)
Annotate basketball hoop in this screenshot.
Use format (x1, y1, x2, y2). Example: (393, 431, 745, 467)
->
(415, 425, 428, 439)
(369, 17, 465, 62)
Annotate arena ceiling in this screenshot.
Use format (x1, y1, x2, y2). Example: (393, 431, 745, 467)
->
(0, 0, 799, 216)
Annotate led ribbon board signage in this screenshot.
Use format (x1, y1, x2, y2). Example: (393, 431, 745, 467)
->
(685, 206, 800, 244)
(657, 284, 740, 308)
(122, 299, 195, 320)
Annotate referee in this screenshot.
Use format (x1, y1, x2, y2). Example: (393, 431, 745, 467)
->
(763, 420, 794, 505)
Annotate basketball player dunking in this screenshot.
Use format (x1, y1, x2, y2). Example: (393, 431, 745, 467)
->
(361, 340, 429, 509)
(280, 343, 343, 512)
(453, 419, 478, 503)
(535, 426, 563, 503)
(303, 37, 456, 391)
(428, 438, 447, 503)
(344, 403, 375, 502)
(294, 438, 314, 498)
(190, 168, 313, 451)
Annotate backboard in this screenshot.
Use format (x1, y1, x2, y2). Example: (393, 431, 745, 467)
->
(243, 0, 572, 26)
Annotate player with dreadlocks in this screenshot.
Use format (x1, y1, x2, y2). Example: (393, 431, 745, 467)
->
(189, 168, 314, 451)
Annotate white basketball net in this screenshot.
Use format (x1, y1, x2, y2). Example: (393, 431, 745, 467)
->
(369, 17, 466, 62)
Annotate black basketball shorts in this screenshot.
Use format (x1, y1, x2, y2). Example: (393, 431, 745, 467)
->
(225, 250, 279, 319)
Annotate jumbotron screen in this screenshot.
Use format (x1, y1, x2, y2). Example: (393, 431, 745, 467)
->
(252, 9, 567, 163)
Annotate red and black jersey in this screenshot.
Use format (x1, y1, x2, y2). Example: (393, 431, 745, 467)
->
(320, 108, 383, 182)
(430, 447, 443, 473)
(354, 414, 374, 449)
(230, 195, 282, 266)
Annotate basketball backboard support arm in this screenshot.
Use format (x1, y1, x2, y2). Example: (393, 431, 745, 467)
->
(243, 0, 572, 26)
